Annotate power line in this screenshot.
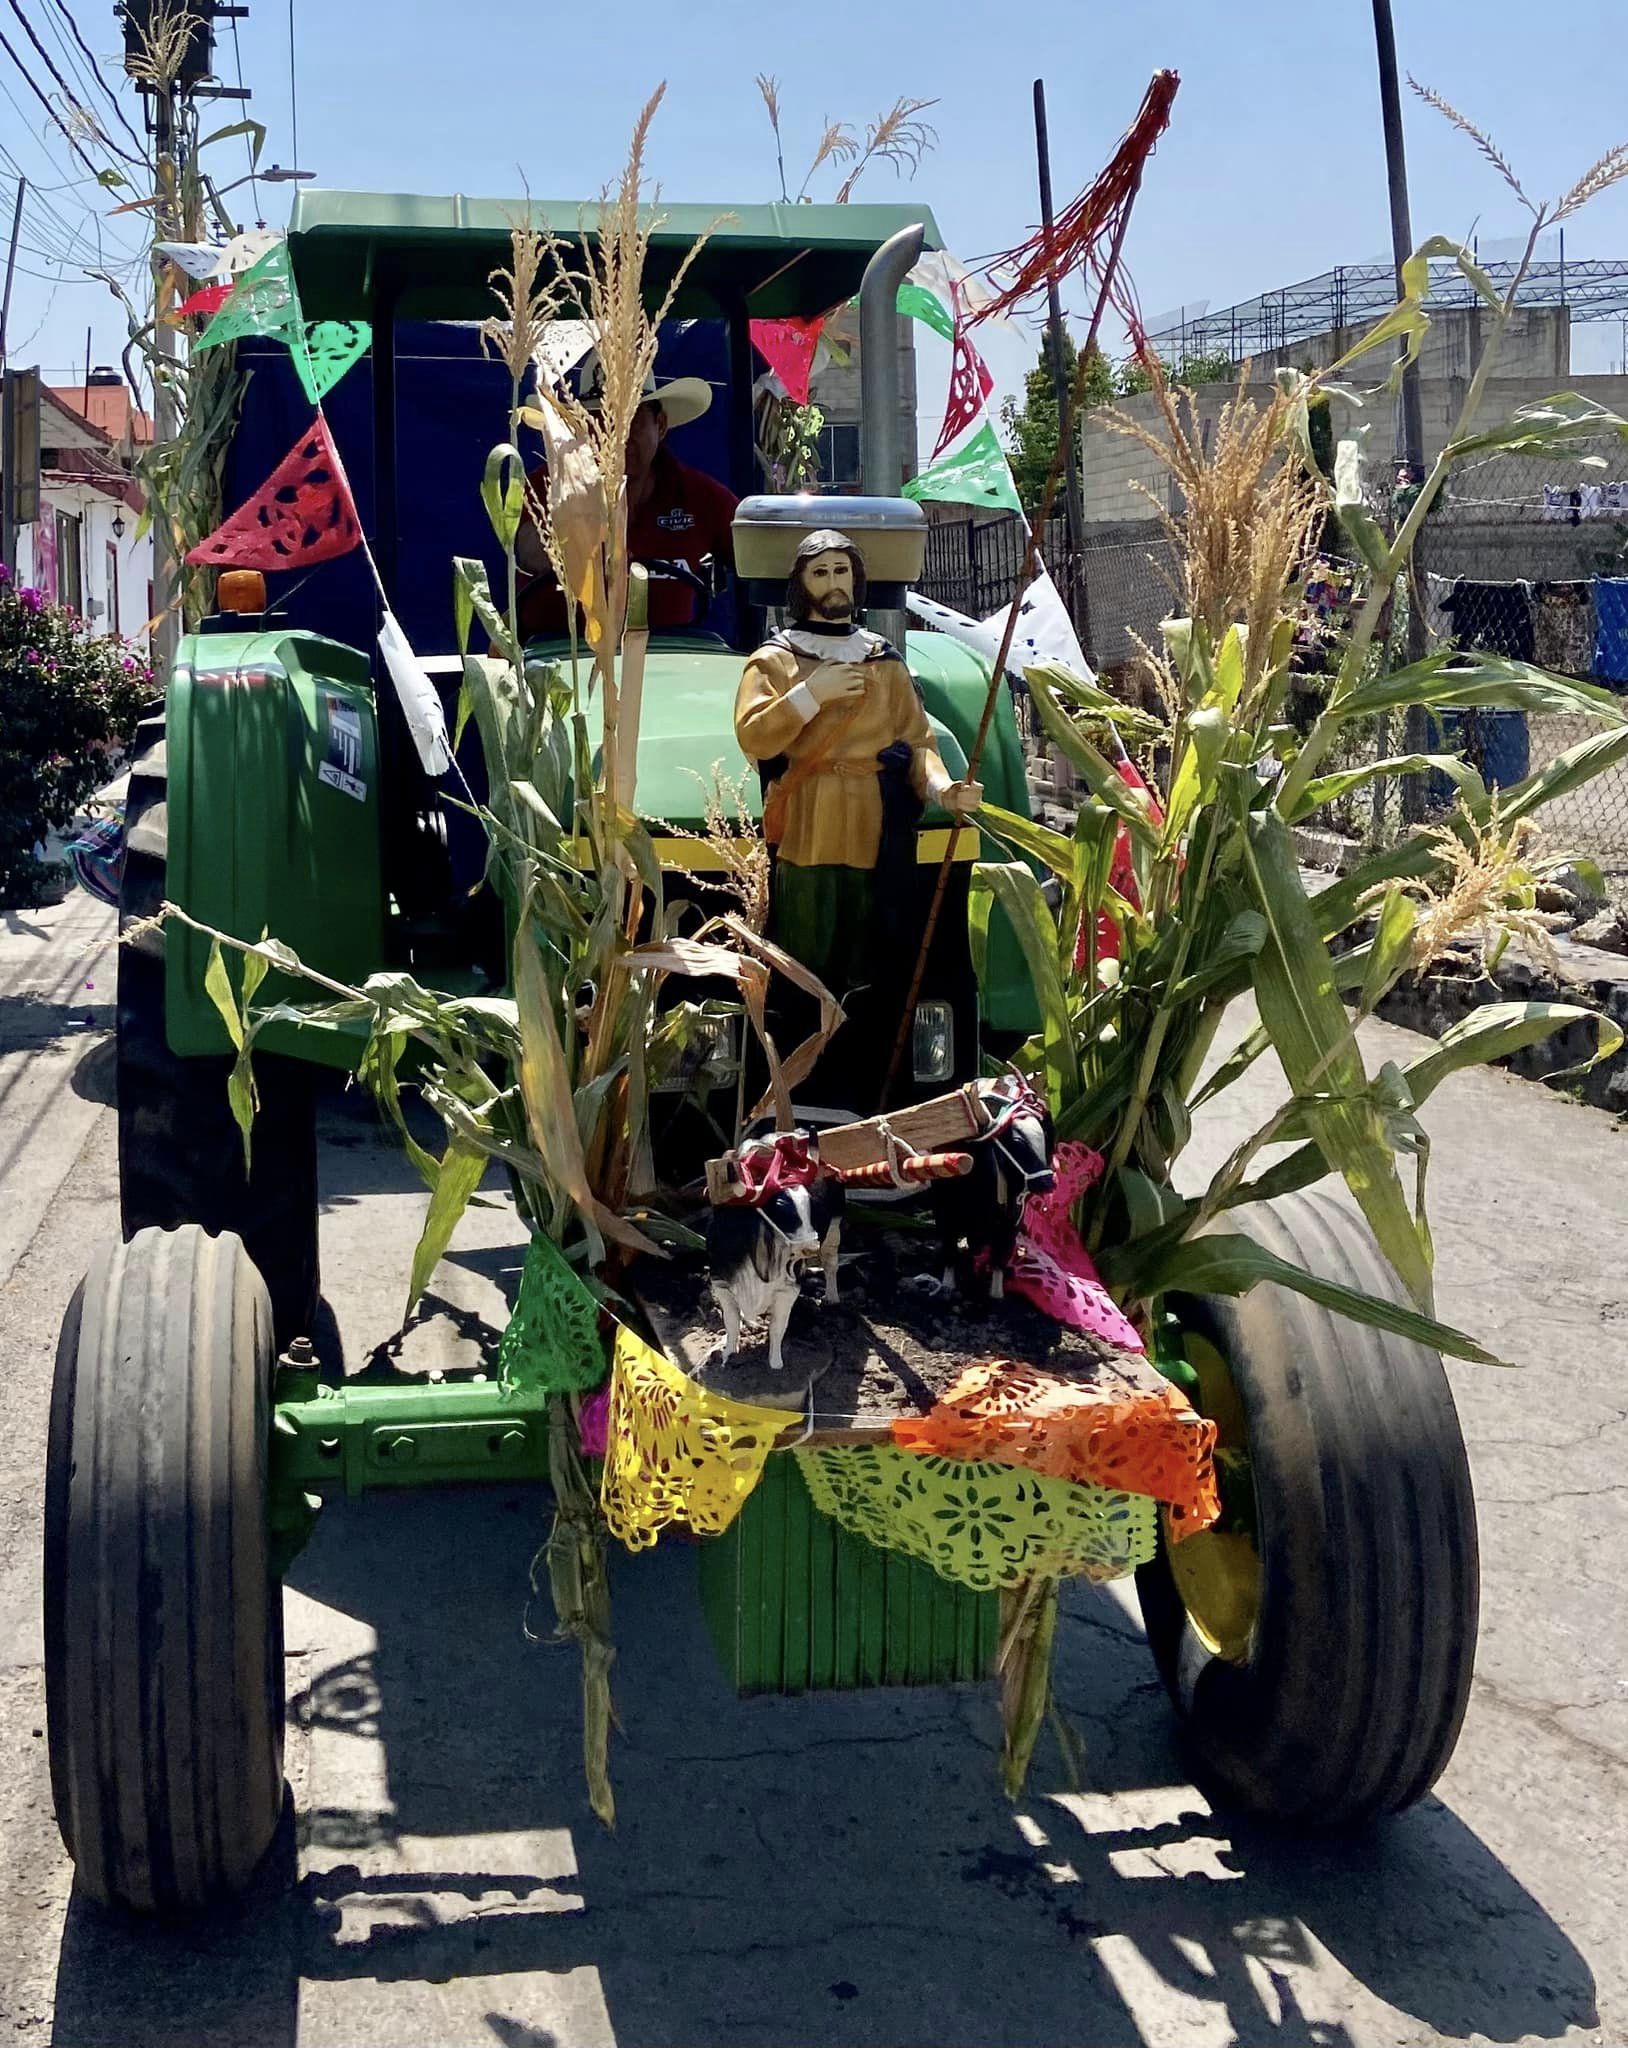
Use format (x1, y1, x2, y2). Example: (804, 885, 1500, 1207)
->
(2, 0, 141, 165)
(0, 15, 104, 178)
(42, 0, 146, 157)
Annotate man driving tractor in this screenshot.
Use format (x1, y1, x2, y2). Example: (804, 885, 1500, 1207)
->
(516, 354, 738, 637)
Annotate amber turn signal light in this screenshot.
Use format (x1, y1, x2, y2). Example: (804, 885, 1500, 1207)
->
(217, 569, 268, 614)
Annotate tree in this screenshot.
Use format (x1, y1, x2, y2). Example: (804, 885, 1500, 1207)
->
(998, 334, 1114, 513)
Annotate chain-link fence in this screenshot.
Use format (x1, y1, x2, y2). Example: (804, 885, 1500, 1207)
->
(1326, 433, 1628, 893)
(917, 513, 1181, 676)
(914, 442, 1628, 897)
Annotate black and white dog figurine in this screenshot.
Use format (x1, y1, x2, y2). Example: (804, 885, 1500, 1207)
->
(930, 1077, 1055, 1301)
(706, 1142, 845, 1372)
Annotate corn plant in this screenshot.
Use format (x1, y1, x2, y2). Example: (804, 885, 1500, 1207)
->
(974, 108, 1628, 1360)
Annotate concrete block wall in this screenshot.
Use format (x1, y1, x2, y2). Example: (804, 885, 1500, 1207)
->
(807, 313, 919, 485)
(1081, 368, 1628, 529)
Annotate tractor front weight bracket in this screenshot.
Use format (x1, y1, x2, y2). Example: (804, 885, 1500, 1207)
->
(268, 1372, 552, 1574)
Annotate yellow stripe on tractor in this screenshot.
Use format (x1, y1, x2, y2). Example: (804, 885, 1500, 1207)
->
(570, 831, 977, 872)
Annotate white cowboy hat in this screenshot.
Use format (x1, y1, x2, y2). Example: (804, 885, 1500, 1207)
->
(578, 349, 713, 429)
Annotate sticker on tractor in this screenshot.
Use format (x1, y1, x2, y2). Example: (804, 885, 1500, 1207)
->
(321, 695, 367, 799)
(318, 761, 367, 801)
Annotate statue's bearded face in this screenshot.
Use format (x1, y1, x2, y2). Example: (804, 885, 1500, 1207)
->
(798, 549, 855, 621)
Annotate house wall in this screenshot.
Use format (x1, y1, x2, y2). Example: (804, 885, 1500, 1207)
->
(16, 485, 152, 650)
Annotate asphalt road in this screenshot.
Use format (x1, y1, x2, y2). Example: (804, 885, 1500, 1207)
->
(1, 889, 1623, 2048)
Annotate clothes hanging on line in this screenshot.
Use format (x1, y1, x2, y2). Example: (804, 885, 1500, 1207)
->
(1593, 577, 1628, 685)
(1439, 578, 1535, 663)
(1533, 580, 1596, 677)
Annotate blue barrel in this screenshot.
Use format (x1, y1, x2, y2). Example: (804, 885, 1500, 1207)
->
(1427, 708, 1530, 806)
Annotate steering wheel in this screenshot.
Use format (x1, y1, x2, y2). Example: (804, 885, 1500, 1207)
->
(641, 555, 718, 605)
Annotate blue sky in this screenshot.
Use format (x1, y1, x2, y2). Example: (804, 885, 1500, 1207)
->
(8, 0, 1628, 427)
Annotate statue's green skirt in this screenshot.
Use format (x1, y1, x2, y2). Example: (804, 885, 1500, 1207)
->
(768, 861, 876, 996)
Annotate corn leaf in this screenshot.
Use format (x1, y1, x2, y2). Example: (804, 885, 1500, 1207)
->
(1340, 652, 1628, 725)
(977, 801, 1075, 881)
(1446, 390, 1628, 464)
(1024, 661, 1167, 741)
(359, 1028, 441, 1191)
(1163, 703, 1229, 846)
(481, 442, 527, 549)
(970, 862, 1080, 1112)
(1132, 1229, 1504, 1365)
(1412, 234, 1501, 312)
(1025, 669, 1161, 851)
(514, 910, 657, 1259)
(1187, 934, 1381, 1107)
(1286, 751, 1488, 821)
(203, 935, 245, 1051)
(226, 1047, 257, 1175)
(1404, 999, 1624, 1097)
(1243, 810, 1432, 1306)
(404, 1138, 490, 1323)
(1497, 726, 1628, 828)
(1321, 249, 1431, 382)
(1333, 439, 1393, 578)
(453, 557, 513, 665)
(1357, 886, 1419, 1015)
(1229, 1001, 1622, 1213)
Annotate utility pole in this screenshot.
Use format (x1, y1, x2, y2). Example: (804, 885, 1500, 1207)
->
(1, 176, 25, 579)
(1, 177, 23, 578)
(1033, 80, 1086, 635)
(1371, 0, 1429, 818)
(150, 77, 181, 677)
(122, 1, 252, 668)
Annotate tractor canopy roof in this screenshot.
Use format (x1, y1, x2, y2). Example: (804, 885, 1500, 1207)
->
(285, 191, 944, 324)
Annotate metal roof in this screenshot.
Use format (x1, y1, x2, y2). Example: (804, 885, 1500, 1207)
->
(285, 191, 942, 323)
(1146, 256, 1628, 364)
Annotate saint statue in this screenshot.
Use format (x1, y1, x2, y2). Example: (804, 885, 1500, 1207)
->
(734, 529, 981, 1013)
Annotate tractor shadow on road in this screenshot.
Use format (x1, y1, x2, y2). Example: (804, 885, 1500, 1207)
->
(51, 1483, 1594, 2048)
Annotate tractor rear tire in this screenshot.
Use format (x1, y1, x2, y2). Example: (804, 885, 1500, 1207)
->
(1137, 1188, 1479, 1824)
(44, 1226, 286, 1916)
(118, 709, 320, 1346)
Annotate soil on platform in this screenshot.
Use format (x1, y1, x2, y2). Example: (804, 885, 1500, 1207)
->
(632, 1228, 1155, 1433)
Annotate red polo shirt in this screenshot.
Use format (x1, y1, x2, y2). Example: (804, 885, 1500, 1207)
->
(518, 448, 738, 638)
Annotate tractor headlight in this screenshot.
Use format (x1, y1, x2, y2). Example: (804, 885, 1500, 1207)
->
(912, 1001, 955, 1084)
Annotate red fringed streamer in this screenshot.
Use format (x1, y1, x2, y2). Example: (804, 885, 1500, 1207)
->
(749, 316, 824, 406)
(972, 69, 1179, 326)
(174, 281, 233, 322)
(187, 415, 361, 571)
(931, 286, 996, 458)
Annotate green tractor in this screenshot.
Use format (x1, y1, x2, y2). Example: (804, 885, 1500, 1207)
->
(44, 195, 1477, 1916)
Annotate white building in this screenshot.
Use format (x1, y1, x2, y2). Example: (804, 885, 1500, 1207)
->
(13, 372, 152, 650)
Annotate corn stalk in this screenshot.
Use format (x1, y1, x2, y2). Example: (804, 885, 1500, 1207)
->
(972, 111, 1628, 1360)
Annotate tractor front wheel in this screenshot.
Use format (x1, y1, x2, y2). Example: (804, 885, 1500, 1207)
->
(45, 1226, 287, 1914)
(1137, 1188, 1479, 1825)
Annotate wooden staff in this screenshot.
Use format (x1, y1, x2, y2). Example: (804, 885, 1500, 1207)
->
(878, 171, 1149, 1111)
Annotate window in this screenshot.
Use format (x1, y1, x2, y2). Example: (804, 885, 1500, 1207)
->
(817, 422, 861, 490)
(55, 511, 83, 615)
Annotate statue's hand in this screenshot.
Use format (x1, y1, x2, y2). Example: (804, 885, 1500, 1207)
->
(806, 661, 869, 708)
(939, 777, 984, 817)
